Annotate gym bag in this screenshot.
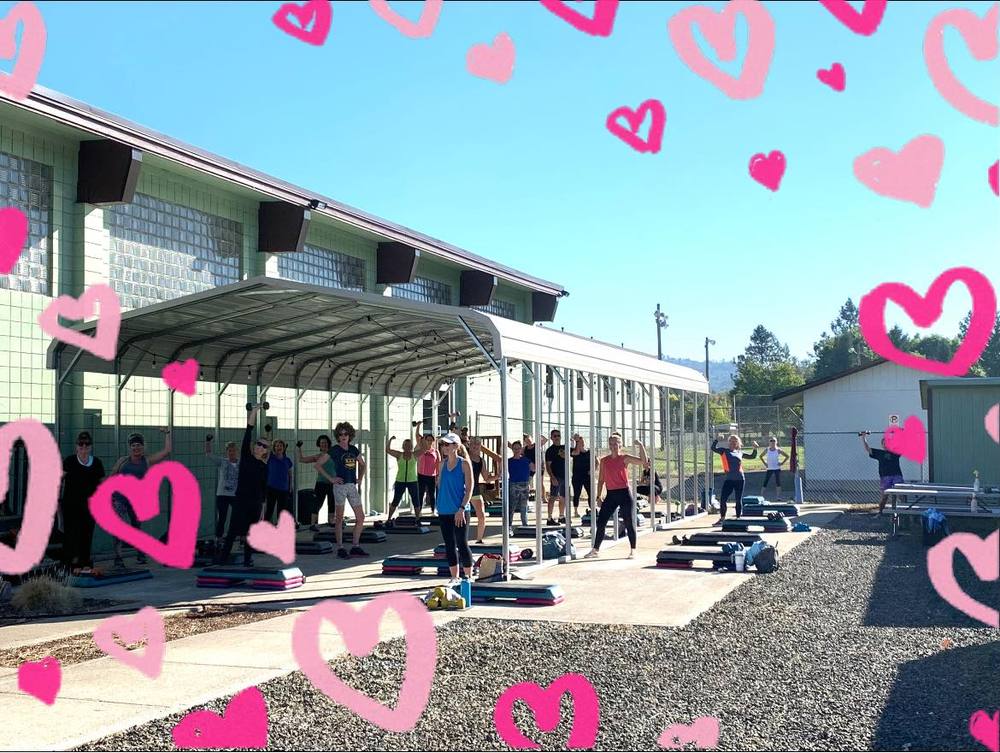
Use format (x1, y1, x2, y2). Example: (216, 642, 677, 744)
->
(475, 553, 504, 581)
(921, 508, 950, 547)
(751, 544, 779, 573)
(542, 530, 575, 559)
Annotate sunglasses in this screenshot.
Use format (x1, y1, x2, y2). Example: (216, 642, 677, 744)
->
(255, 441, 270, 449)
(77, 441, 92, 447)
(337, 433, 349, 438)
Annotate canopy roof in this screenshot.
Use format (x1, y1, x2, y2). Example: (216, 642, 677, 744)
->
(46, 278, 709, 397)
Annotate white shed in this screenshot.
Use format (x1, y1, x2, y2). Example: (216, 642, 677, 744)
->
(773, 359, 938, 502)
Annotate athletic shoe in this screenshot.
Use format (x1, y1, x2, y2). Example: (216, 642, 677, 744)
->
(713, 518, 725, 526)
(546, 518, 558, 526)
(385, 519, 395, 529)
(475, 539, 485, 545)
(627, 551, 635, 560)
(558, 517, 566, 524)
(583, 549, 600, 559)
(349, 546, 369, 558)
(337, 547, 350, 560)
(446, 577, 461, 588)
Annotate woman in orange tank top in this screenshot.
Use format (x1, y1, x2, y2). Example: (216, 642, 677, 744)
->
(584, 431, 649, 560)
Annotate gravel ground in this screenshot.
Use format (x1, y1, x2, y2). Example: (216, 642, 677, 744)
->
(1, 605, 291, 667)
(81, 513, 999, 752)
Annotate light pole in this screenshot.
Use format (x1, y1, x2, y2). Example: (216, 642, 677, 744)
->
(704, 337, 716, 510)
(704, 337, 715, 381)
(654, 304, 668, 360)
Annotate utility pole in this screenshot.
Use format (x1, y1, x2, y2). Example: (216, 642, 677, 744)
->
(654, 304, 668, 360)
(704, 337, 715, 382)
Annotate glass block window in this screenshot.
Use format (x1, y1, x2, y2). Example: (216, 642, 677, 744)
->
(474, 298, 516, 319)
(0, 152, 52, 295)
(276, 243, 365, 291)
(393, 276, 452, 305)
(105, 193, 242, 310)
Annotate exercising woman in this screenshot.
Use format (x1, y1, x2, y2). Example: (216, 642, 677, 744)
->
(415, 425, 439, 515)
(760, 437, 789, 501)
(386, 433, 420, 525)
(584, 433, 648, 560)
(298, 434, 333, 532)
(215, 405, 270, 568)
(315, 421, 367, 560)
(570, 434, 593, 518)
(467, 437, 500, 544)
(711, 433, 759, 524)
(109, 428, 172, 569)
(436, 431, 474, 586)
(59, 431, 105, 569)
(264, 439, 294, 523)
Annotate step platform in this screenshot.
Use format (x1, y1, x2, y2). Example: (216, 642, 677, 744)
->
(471, 581, 565, 606)
(721, 516, 792, 533)
(296, 540, 334, 555)
(677, 532, 764, 547)
(434, 543, 522, 562)
(741, 502, 800, 517)
(394, 515, 439, 528)
(69, 568, 152, 588)
(512, 525, 585, 539)
(656, 548, 735, 570)
(386, 523, 432, 535)
(314, 529, 387, 544)
(382, 555, 450, 576)
(196, 565, 304, 590)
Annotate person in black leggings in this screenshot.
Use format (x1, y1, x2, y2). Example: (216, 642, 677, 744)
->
(298, 434, 333, 531)
(436, 432, 474, 586)
(570, 434, 592, 518)
(711, 433, 759, 525)
(584, 433, 648, 560)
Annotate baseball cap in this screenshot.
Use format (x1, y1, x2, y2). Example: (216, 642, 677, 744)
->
(440, 432, 461, 445)
(127, 433, 145, 446)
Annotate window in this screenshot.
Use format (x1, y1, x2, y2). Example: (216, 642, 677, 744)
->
(105, 193, 242, 310)
(422, 391, 451, 433)
(474, 298, 516, 319)
(276, 243, 365, 291)
(0, 152, 52, 295)
(394, 276, 452, 305)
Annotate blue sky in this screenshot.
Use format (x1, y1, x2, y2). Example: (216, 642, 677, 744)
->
(20, 0, 1000, 361)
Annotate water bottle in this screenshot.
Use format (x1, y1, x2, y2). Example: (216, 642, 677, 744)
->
(972, 470, 979, 513)
(459, 578, 472, 608)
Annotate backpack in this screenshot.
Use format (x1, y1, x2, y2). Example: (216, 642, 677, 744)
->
(475, 553, 504, 581)
(542, 531, 568, 559)
(921, 508, 950, 547)
(752, 544, 780, 573)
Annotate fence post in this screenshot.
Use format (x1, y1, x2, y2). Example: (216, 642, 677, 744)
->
(791, 427, 805, 503)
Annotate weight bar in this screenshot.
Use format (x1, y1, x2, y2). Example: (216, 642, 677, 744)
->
(246, 401, 271, 411)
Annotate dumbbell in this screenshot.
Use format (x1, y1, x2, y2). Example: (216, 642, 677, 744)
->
(205, 433, 214, 442)
(411, 420, 422, 428)
(296, 440, 303, 448)
(246, 401, 270, 411)
(264, 424, 272, 434)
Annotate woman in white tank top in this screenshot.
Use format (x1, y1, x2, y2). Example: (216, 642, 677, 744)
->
(760, 437, 789, 500)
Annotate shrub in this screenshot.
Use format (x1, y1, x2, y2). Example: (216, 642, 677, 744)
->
(11, 576, 82, 615)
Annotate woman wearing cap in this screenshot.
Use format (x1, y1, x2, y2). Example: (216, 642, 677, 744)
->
(59, 431, 105, 569)
(584, 433, 648, 560)
(215, 405, 271, 568)
(415, 426, 439, 516)
(298, 435, 333, 532)
(436, 431, 474, 586)
(109, 428, 172, 569)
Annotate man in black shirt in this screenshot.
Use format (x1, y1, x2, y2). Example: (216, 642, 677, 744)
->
(544, 429, 567, 525)
(60, 431, 106, 568)
(861, 432, 904, 514)
(216, 405, 270, 567)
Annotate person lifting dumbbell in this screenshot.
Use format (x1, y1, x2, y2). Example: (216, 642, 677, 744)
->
(214, 403, 270, 568)
(205, 432, 239, 549)
(109, 427, 172, 569)
(299, 434, 333, 532)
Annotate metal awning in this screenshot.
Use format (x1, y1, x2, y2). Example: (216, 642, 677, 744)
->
(46, 277, 709, 396)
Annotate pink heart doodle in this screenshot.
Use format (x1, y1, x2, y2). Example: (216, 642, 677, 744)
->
(247, 510, 296, 566)
(493, 673, 600, 750)
(969, 710, 1000, 753)
(985, 404, 1000, 444)
(667, 0, 775, 100)
(368, 0, 441, 39)
(883, 416, 927, 464)
(161, 358, 199, 397)
(89, 460, 201, 569)
(817, 62, 845, 92)
(859, 267, 997, 377)
(0, 1, 46, 101)
(540, 0, 618, 37)
(92, 606, 165, 679)
(927, 530, 999, 628)
(818, 0, 887, 36)
(172, 686, 269, 749)
(658, 716, 721, 750)
(36, 283, 122, 361)
(923, 3, 998, 127)
(749, 150, 785, 191)
(466, 32, 515, 84)
(852, 134, 945, 208)
(272, 0, 332, 46)
(0, 419, 61, 576)
(0, 206, 28, 274)
(18, 656, 60, 706)
(605, 99, 666, 154)
(292, 593, 436, 732)
(989, 161, 999, 196)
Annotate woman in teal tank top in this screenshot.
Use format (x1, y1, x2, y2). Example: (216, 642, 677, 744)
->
(386, 435, 420, 526)
(436, 432, 474, 585)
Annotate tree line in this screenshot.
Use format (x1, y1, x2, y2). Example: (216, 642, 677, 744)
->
(729, 299, 1000, 404)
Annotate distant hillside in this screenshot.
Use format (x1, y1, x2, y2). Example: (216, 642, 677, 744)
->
(666, 357, 736, 393)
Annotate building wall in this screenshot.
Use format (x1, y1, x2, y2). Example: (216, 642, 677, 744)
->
(927, 383, 1000, 486)
(802, 361, 938, 484)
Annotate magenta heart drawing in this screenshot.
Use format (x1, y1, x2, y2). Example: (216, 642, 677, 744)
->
(92, 606, 166, 679)
(817, 62, 846, 91)
(0, 206, 28, 275)
(272, 0, 332, 46)
(859, 267, 997, 377)
(927, 530, 999, 628)
(969, 710, 1000, 753)
(88, 460, 201, 569)
(493, 673, 600, 749)
(606, 99, 666, 154)
(749, 150, 786, 191)
(292, 593, 437, 732)
(883, 416, 927, 464)
(161, 358, 199, 397)
(818, 0, 887, 36)
(540, 0, 618, 37)
(172, 686, 269, 749)
(18, 656, 61, 706)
